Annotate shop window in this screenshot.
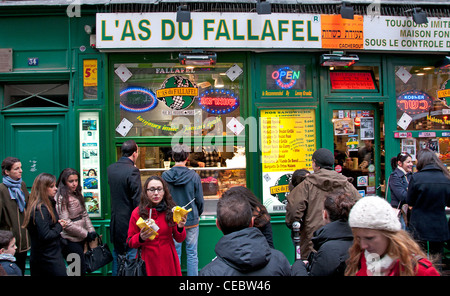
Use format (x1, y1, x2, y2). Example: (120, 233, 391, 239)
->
(330, 66, 380, 93)
(2, 83, 69, 109)
(113, 62, 243, 138)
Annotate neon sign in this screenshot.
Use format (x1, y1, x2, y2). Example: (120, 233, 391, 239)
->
(271, 67, 300, 89)
(397, 90, 432, 115)
(199, 89, 239, 114)
(120, 87, 158, 113)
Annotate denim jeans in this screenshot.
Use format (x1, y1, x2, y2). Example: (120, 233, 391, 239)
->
(174, 225, 199, 276)
(111, 247, 137, 276)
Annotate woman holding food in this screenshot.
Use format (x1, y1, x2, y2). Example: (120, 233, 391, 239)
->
(127, 175, 186, 276)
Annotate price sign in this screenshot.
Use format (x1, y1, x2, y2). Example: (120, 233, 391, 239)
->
(83, 59, 98, 87)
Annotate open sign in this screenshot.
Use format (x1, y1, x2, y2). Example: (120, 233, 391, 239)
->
(271, 66, 301, 89)
(396, 90, 432, 115)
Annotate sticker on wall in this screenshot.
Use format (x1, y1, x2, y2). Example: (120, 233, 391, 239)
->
(397, 112, 413, 130)
(115, 64, 133, 82)
(156, 76, 198, 110)
(396, 66, 412, 84)
(226, 64, 243, 82)
(116, 118, 133, 137)
(357, 176, 368, 187)
(119, 87, 158, 113)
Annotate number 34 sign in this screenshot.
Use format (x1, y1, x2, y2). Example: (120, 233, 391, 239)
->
(83, 59, 98, 87)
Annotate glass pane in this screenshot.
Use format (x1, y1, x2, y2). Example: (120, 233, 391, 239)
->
(3, 83, 69, 108)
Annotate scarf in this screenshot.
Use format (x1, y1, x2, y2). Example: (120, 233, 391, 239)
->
(2, 176, 26, 212)
(0, 253, 16, 262)
(364, 250, 396, 276)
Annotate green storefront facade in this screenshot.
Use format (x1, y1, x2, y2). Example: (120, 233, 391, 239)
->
(1, 1, 449, 275)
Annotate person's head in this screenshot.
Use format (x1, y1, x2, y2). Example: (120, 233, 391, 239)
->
(171, 144, 190, 163)
(312, 148, 334, 171)
(346, 195, 430, 276)
(121, 140, 139, 161)
(56, 168, 84, 208)
(139, 175, 176, 225)
(390, 152, 413, 172)
(416, 148, 450, 179)
(1, 157, 22, 180)
(289, 169, 310, 190)
(323, 191, 355, 223)
(0, 230, 16, 256)
(216, 189, 253, 235)
(363, 140, 373, 149)
(221, 186, 270, 228)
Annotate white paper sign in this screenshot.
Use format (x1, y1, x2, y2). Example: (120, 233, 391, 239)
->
(396, 66, 412, 84)
(115, 64, 133, 82)
(397, 112, 412, 130)
(227, 117, 245, 136)
(226, 64, 243, 82)
(116, 118, 133, 137)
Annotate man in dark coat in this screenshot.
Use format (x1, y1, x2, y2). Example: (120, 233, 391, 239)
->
(199, 191, 291, 276)
(107, 140, 142, 276)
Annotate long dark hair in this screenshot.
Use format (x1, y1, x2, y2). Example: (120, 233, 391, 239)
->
(390, 152, 412, 170)
(139, 175, 177, 227)
(416, 148, 450, 179)
(56, 168, 85, 210)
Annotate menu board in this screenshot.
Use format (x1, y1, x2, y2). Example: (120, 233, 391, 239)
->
(260, 109, 316, 213)
(79, 112, 101, 217)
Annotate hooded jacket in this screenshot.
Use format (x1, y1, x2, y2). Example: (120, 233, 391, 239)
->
(291, 219, 353, 276)
(162, 166, 204, 227)
(286, 168, 361, 260)
(199, 227, 291, 276)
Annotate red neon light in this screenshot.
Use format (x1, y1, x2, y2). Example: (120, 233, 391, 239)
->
(330, 72, 376, 90)
(200, 96, 237, 107)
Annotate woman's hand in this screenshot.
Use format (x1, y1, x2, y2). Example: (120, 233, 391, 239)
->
(177, 215, 187, 229)
(139, 227, 154, 241)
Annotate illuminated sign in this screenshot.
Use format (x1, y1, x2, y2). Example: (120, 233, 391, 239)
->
(330, 71, 377, 90)
(397, 90, 432, 115)
(156, 76, 198, 110)
(120, 87, 158, 113)
(271, 66, 300, 89)
(199, 89, 239, 114)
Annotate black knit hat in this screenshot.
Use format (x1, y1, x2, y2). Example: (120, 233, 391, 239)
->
(312, 148, 334, 170)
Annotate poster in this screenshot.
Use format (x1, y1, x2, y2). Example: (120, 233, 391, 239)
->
(79, 112, 101, 217)
(260, 109, 316, 213)
(401, 138, 417, 161)
(360, 117, 374, 140)
(334, 118, 355, 136)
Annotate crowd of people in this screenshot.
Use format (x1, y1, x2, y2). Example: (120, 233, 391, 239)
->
(0, 143, 448, 276)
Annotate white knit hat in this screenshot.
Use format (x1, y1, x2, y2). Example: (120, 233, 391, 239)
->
(348, 195, 401, 232)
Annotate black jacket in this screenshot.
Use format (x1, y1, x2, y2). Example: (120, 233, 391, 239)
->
(107, 157, 142, 253)
(406, 164, 450, 242)
(291, 220, 353, 276)
(27, 201, 67, 276)
(199, 227, 291, 276)
(388, 168, 412, 208)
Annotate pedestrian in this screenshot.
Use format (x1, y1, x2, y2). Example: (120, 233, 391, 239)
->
(107, 139, 142, 275)
(22, 173, 68, 276)
(288, 169, 310, 191)
(162, 144, 203, 276)
(291, 191, 355, 276)
(406, 148, 450, 268)
(286, 148, 361, 260)
(199, 190, 291, 276)
(346, 195, 439, 276)
(0, 230, 22, 276)
(127, 175, 186, 276)
(222, 186, 274, 248)
(55, 168, 97, 276)
(388, 152, 413, 230)
(0, 157, 30, 274)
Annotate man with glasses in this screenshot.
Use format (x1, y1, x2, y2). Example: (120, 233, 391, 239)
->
(107, 140, 142, 276)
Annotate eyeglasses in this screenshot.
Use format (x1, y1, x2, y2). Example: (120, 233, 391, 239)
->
(147, 187, 163, 193)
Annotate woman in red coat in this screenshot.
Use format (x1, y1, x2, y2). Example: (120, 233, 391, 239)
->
(127, 175, 186, 276)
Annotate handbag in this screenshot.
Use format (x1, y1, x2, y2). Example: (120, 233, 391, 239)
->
(117, 248, 147, 276)
(84, 235, 113, 273)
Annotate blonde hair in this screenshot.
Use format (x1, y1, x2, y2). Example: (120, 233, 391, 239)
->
(345, 228, 437, 276)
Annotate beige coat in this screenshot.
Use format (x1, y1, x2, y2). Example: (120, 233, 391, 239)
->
(55, 193, 95, 242)
(285, 169, 361, 260)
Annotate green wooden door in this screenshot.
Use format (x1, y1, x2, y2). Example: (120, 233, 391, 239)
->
(3, 113, 67, 188)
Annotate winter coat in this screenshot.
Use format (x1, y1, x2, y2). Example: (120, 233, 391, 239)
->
(0, 255, 22, 276)
(388, 168, 411, 208)
(406, 164, 450, 242)
(27, 200, 67, 276)
(199, 227, 291, 276)
(291, 219, 353, 276)
(162, 166, 204, 227)
(0, 182, 30, 253)
(355, 251, 440, 276)
(55, 193, 95, 242)
(107, 157, 142, 254)
(285, 169, 361, 259)
(127, 206, 186, 276)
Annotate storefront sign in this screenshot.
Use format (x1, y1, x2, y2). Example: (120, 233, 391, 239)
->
(330, 71, 376, 90)
(321, 14, 364, 50)
(199, 89, 239, 114)
(260, 109, 316, 213)
(119, 87, 158, 113)
(271, 66, 300, 89)
(397, 90, 432, 115)
(156, 76, 198, 110)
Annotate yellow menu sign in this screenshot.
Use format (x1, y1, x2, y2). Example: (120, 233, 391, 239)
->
(261, 109, 316, 172)
(83, 59, 98, 87)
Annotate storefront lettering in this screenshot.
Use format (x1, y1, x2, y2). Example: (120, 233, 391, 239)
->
(427, 115, 450, 125)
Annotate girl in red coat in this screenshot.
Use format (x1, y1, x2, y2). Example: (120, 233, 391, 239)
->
(127, 175, 186, 276)
(345, 195, 439, 276)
